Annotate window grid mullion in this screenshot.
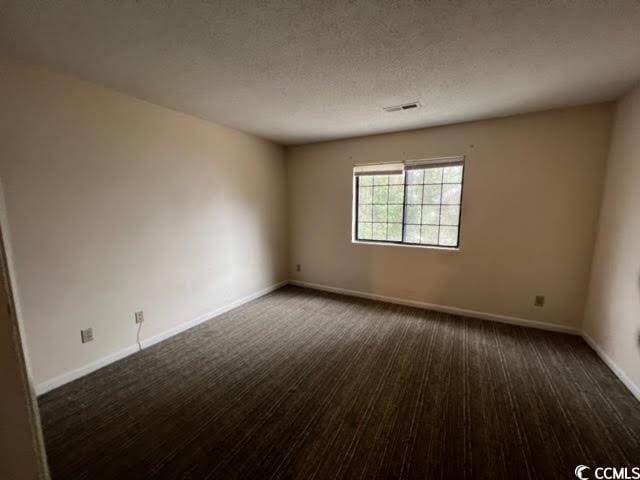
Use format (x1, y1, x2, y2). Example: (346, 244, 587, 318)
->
(355, 176, 360, 240)
(401, 173, 408, 243)
(437, 174, 444, 245)
(355, 167, 462, 247)
(384, 184, 389, 241)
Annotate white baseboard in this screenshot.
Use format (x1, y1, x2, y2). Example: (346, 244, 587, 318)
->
(290, 280, 640, 402)
(34, 344, 139, 396)
(582, 332, 640, 402)
(36, 278, 639, 405)
(140, 280, 289, 350)
(289, 279, 581, 335)
(35, 280, 288, 396)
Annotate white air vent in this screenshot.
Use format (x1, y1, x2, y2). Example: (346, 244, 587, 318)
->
(383, 101, 421, 112)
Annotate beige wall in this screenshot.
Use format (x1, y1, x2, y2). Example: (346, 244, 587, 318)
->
(0, 267, 42, 480)
(287, 105, 614, 329)
(584, 84, 640, 393)
(0, 61, 287, 387)
(1, 56, 632, 400)
(0, 181, 48, 479)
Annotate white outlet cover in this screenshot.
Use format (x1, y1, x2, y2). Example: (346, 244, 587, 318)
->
(81, 328, 93, 343)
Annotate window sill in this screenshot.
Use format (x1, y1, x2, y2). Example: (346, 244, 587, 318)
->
(351, 240, 460, 252)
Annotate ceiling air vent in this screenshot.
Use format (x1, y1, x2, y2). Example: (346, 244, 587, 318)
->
(383, 101, 421, 112)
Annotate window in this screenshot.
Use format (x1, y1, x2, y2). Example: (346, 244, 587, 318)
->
(354, 157, 465, 248)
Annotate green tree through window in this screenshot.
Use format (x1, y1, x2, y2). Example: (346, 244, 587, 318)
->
(355, 162, 464, 248)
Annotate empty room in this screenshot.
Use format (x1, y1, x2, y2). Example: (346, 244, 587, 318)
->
(1, 1, 640, 479)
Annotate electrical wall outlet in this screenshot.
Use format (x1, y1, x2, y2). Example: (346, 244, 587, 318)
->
(296, 264, 301, 272)
(534, 295, 545, 307)
(80, 328, 94, 344)
(135, 311, 144, 324)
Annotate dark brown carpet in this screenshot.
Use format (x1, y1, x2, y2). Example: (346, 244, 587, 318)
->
(39, 285, 640, 479)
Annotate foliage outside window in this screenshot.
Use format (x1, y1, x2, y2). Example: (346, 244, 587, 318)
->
(354, 160, 464, 248)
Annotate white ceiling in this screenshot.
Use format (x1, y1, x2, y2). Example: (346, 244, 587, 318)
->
(1, 1, 639, 145)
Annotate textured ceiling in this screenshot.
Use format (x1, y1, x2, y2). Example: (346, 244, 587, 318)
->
(1, 1, 639, 145)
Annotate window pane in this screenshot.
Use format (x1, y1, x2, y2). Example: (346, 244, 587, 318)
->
(388, 185, 404, 204)
(421, 225, 439, 244)
(388, 204, 403, 222)
(355, 164, 463, 247)
(443, 165, 463, 183)
(423, 184, 442, 204)
(440, 205, 460, 226)
(372, 186, 388, 204)
(358, 204, 372, 222)
(424, 167, 443, 184)
(359, 186, 372, 204)
(372, 223, 386, 240)
(421, 205, 440, 225)
(406, 185, 423, 204)
(389, 174, 404, 185)
(442, 184, 461, 204)
(407, 169, 424, 184)
(404, 225, 421, 243)
(405, 205, 421, 224)
(358, 222, 372, 239)
(359, 176, 373, 187)
(439, 226, 458, 246)
(373, 204, 388, 222)
(387, 223, 402, 241)
(374, 175, 389, 185)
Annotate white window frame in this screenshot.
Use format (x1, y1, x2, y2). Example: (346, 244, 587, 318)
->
(352, 156, 465, 250)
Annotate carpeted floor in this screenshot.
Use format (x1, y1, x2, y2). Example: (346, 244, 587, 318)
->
(39, 286, 640, 479)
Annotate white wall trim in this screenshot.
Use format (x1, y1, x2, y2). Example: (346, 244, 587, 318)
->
(289, 279, 581, 335)
(36, 279, 640, 405)
(582, 332, 640, 402)
(139, 280, 288, 349)
(291, 280, 640, 402)
(34, 344, 139, 396)
(35, 280, 288, 395)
